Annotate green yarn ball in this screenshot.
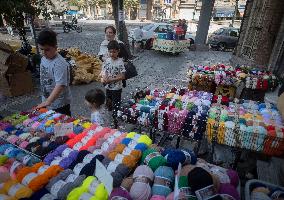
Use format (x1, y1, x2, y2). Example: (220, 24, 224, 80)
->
(141, 149, 166, 172)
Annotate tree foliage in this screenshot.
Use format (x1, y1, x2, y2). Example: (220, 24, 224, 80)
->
(0, 0, 66, 37)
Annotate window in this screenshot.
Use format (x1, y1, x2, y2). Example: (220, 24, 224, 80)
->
(214, 28, 224, 35)
(142, 24, 155, 31)
(230, 30, 239, 37)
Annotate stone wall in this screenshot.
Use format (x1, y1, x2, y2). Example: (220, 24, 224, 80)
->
(232, 0, 284, 69)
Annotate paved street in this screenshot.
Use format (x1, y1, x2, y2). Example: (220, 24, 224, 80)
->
(0, 30, 232, 118)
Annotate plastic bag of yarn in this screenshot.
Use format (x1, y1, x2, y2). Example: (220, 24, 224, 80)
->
(130, 165, 154, 200)
(152, 166, 175, 197)
(142, 149, 166, 172)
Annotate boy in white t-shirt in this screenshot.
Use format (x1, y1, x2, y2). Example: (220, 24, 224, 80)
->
(100, 40, 125, 128)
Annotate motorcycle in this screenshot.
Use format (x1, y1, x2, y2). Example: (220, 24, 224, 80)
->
(62, 21, 82, 33)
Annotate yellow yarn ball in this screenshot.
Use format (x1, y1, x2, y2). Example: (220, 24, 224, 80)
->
(137, 135, 152, 146)
(67, 176, 96, 200)
(82, 122, 92, 129)
(73, 119, 80, 125)
(94, 183, 108, 200)
(0, 155, 8, 166)
(45, 120, 54, 126)
(126, 132, 136, 138)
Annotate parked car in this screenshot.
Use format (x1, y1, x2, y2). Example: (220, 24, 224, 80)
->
(208, 27, 240, 51)
(129, 23, 174, 49)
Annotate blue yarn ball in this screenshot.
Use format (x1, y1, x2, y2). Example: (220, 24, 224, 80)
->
(162, 149, 186, 170)
(73, 125, 84, 134)
(8, 148, 21, 158)
(135, 143, 148, 152)
(0, 144, 14, 154)
(152, 166, 175, 197)
(4, 126, 15, 133)
(140, 106, 151, 113)
(45, 126, 54, 134)
(121, 138, 132, 146)
(15, 130, 24, 136)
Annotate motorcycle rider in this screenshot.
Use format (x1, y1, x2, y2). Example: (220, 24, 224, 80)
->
(71, 16, 78, 26)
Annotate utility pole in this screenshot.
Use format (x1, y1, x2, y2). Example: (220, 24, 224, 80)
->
(231, 0, 239, 27)
(118, 0, 124, 41)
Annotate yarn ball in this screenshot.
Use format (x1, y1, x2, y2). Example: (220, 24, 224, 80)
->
(226, 169, 239, 188)
(121, 176, 134, 192)
(110, 187, 132, 200)
(162, 149, 186, 170)
(108, 152, 137, 169)
(219, 183, 240, 200)
(152, 166, 174, 197)
(166, 192, 187, 200)
(187, 167, 213, 193)
(150, 195, 166, 200)
(130, 165, 154, 200)
(142, 149, 166, 172)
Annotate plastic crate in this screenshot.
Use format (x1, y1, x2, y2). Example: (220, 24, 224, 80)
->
(245, 179, 284, 200)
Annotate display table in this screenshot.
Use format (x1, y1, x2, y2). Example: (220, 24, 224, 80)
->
(152, 38, 191, 54)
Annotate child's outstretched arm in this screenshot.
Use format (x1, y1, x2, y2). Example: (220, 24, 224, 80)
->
(36, 85, 65, 108)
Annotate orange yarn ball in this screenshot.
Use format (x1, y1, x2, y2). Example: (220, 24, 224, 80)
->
(113, 144, 142, 161)
(16, 162, 44, 182)
(28, 165, 63, 191)
(108, 152, 137, 169)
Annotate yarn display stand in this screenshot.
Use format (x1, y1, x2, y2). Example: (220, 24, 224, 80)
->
(0, 136, 42, 159)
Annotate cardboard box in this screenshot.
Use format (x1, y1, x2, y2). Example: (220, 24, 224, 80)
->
(0, 72, 33, 97)
(0, 42, 32, 97)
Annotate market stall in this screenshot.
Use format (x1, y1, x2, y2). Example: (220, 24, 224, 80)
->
(0, 109, 242, 200)
(187, 64, 279, 101)
(119, 88, 212, 152)
(152, 37, 191, 54)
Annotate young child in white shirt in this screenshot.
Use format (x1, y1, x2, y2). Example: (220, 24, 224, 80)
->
(85, 89, 109, 126)
(100, 40, 125, 128)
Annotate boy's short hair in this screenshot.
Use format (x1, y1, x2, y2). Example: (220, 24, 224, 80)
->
(107, 40, 120, 51)
(37, 29, 57, 46)
(85, 89, 105, 107)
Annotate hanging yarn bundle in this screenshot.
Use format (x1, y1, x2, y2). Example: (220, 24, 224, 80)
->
(142, 149, 166, 172)
(152, 166, 174, 197)
(130, 165, 154, 200)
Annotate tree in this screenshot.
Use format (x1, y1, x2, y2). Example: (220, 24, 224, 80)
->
(124, 0, 139, 19)
(110, 0, 131, 54)
(90, 0, 110, 18)
(0, 0, 66, 40)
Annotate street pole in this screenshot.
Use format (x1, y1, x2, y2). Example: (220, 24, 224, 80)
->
(118, 0, 124, 41)
(231, 0, 239, 27)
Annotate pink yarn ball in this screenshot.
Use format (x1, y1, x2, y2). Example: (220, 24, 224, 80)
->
(150, 195, 166, 200)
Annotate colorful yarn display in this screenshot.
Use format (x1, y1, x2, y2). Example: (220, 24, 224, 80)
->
(142, 149, 166, 172)
(130, 165, 154, 200)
